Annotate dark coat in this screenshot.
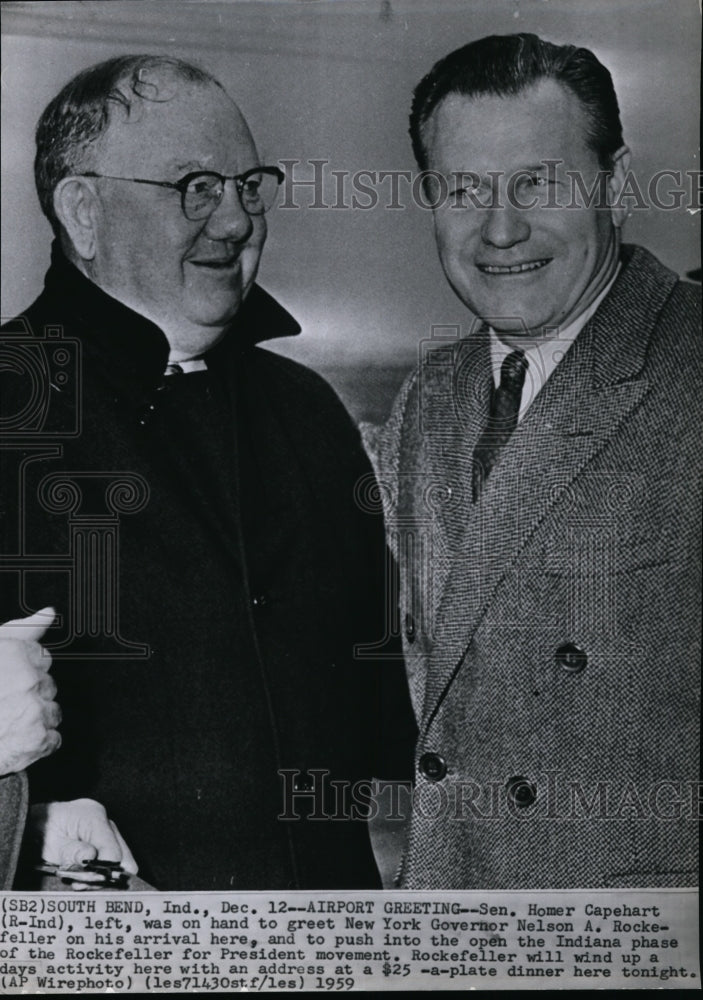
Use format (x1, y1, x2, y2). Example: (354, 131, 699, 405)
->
(0, 246, 415, 890)
(366, 245, 701, 889)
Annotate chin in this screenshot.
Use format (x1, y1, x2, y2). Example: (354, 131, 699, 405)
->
(197, 295, 245, 324)
(167, 321, 227, 358)
(185, 305, 240, 335)
(491, 313, 551, 334)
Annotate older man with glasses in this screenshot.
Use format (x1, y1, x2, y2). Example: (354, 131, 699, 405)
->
(0, 55, 414, 890)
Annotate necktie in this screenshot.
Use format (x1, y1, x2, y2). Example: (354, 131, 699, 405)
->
(472, 350, 528, 501)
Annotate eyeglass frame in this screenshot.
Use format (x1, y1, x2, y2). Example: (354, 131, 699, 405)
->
(77, 165, 285, 219)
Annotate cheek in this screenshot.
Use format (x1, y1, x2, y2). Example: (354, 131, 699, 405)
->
(113, 200, 197, 266)
(553, 210, 602, 259)
(240, 229, 266, 280)
(132, 251, 186, 296)
(248, 219, 267, 254)
(434, 220, 465, 266)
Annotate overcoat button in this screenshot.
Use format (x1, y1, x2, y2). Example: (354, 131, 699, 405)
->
(404, 612, 416, 643)
(419, 752, 447, 781)
(506, 775, 537, 807)
(555, 642, 587, 673)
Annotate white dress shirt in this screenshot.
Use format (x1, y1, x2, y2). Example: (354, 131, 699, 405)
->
(164, 356, 208, 375)
(489, 265, 621, 423)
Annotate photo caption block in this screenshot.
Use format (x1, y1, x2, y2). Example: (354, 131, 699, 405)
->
(0, 888, 698, 992)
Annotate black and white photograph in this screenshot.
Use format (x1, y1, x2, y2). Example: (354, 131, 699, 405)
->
(0, 0, 700, 991)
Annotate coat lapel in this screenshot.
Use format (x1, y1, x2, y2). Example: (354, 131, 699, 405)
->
(421, 245, 679, 729)
(398, 327, 492, 639)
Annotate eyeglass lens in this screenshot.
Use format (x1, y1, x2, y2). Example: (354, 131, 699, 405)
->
(183, 172, 279, 219)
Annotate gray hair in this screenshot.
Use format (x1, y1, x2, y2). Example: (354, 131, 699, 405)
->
(35, 54, 224, 235)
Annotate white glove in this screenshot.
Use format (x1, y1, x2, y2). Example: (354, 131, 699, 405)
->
(0, 607, 61, 775)
(30, 798, 138, 873)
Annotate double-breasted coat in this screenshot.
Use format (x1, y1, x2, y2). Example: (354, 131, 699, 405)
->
(366, 244, 701, 889)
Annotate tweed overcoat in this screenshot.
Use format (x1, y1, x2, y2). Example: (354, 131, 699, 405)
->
(0, 773, 27, 889)
(365, 244, 701, 889)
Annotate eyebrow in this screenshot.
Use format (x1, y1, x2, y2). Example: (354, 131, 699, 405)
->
(166, 160, 208, 174)
(165, 161, 265, 177)
(451, 163, 557, 178)
(516, 163, 558, 173)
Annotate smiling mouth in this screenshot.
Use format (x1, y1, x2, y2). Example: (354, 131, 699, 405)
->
(190, 258, 239, 270)
(477, 258, 551, 275)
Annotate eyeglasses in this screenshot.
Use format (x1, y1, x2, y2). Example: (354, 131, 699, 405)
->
(78, 166, 284, 220)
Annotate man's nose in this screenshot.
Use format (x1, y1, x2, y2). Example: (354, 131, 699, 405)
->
(204, 180, 254, 242)
(480, 201, 531, 248)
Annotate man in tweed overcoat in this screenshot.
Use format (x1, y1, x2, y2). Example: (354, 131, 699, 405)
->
(366, 34, 701, 889)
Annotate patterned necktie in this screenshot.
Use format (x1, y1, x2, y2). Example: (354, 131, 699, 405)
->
(472, 350, 528, 502)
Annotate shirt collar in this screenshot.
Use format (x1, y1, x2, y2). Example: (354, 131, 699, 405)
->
(489, 262, 621, 422)
(165, 357, 209, 375)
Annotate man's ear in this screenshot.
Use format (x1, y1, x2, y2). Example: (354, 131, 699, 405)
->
(53, 177, 100, 261)
(607, 144, 632, 229)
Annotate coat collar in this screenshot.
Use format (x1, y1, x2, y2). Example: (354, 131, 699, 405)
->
(419, 243, 680, 728)
(40, 242, 301, 396)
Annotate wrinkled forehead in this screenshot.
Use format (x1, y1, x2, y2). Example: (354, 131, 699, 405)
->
(423, 80, 594, 172)
(95, 76, 259, 175)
